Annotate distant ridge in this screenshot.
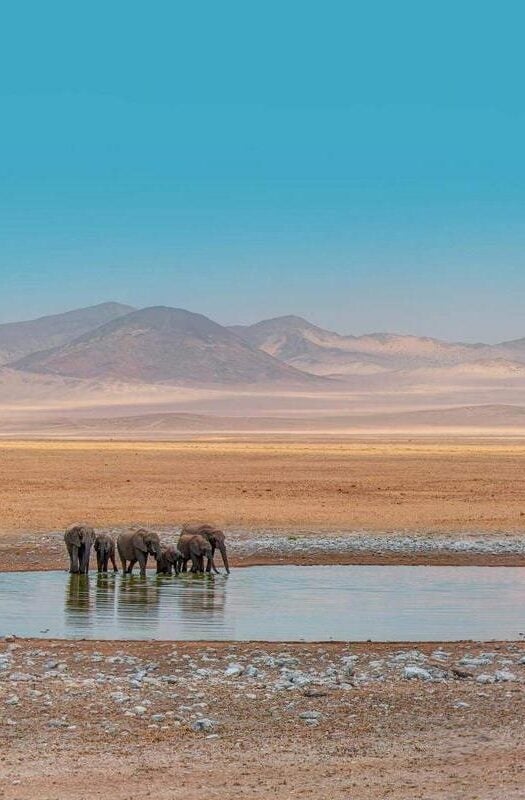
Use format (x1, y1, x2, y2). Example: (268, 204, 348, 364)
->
(232, 315, 525, 375)
(11, 306, 318, 386)
(0, 302, 135, 364)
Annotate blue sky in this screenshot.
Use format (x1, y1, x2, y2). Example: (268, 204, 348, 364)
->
(1, 1, 525, 342)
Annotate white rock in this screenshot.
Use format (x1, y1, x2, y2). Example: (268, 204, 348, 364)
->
(403, 665, 432, 681)
(224, 663, 244, 677)
(9, 672, 33, 682)
(133, 705, 147, 716)
(476, 674, 495, 684)
(5, 695, 19, 706)
(495, 669, 517, 682)
(192, 717, 217, 732)
(299, 710, 322, 720)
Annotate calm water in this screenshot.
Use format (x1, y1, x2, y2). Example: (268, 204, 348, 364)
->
(0, 565, 524, 641)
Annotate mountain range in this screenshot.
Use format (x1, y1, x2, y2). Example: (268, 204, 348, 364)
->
(2, 302, 525, 386)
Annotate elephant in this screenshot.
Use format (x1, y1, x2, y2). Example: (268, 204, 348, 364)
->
(180, 523, 230, 574)
(156, 544, 182, 575)
(177, 532, 213, 574)
(64, 524, 95, 574)
(94, 532, 118, 573)
(117, 528, 162, 577)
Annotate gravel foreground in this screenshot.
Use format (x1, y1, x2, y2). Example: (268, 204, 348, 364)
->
(1, 637, 525, 799)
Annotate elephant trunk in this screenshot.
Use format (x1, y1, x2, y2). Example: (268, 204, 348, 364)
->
(218, 542, 230, 574)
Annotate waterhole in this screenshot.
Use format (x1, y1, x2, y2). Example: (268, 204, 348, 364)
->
(1, 566, 524, 641)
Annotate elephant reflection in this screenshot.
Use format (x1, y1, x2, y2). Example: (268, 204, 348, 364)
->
(177, 575, 226, 616)
(65, 574, 92, 619)
(116, 576, 160, 630)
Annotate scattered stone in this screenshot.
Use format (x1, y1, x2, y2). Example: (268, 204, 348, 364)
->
(299, 710, 323, 721)
(452, 668, 474, 680)
(9, 672, 33, 682)
(494, 669, 517, 682)
(403, 666, 432, 681)
(192, 717, 218, 732)
(5, 695, 19, 705)
(476, 674, 495, 684)
(224, 663, 244, 677)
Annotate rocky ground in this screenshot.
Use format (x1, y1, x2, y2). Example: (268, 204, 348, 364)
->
(3, 528, 525, 573)
(1, 637, 525, 799)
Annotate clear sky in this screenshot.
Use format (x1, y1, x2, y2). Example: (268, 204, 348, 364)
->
(1, 1, 525, 342)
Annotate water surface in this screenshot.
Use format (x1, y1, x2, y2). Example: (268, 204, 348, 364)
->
(1, 565, 524, 641)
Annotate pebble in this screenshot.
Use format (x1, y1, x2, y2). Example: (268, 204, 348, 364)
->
(9, 672, 33, 682)
(403, 666, 432, 681)
(224, 663, 244, 677)
(494, 669, 517, 682)
(476, 674, 495, 684)
(299, 710, 323, 720)
(192, 717, 218, 732)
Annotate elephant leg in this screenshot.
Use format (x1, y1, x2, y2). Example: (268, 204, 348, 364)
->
(67, 543, 79, 574)
(110, 551, 118, 572)
(80, 544, 92, 574)
(137, 552, 148, 578)
(126, 559, 136, 574)
(205, 544, 215, 573)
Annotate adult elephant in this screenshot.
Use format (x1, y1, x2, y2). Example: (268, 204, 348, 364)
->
(180, 524, 230, 574)
(117, 529, 162, 577)
(177, 532, 213, 574)
(94, 532, 118, 573)
(64, 524, 95, 574)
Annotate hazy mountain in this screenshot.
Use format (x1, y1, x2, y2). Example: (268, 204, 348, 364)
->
(11, 306, 317, 385)
(231, 315, 499, 375)
(0, 302, 135, 364)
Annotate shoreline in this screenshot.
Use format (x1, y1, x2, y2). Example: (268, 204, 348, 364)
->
(2, 529, 525, 572)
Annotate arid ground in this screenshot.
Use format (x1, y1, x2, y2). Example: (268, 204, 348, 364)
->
(1, 437, 525, 537)
(2, 436, 525, 799)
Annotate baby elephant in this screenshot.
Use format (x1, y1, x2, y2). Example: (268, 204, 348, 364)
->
(64, 523, 95, 574)
(156, 544, 182, 575)
(94, 533, 118, 573)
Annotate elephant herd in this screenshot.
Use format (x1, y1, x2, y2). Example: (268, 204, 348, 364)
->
(64, 523, 230, 578)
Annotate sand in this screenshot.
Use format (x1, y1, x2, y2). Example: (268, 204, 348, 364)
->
(0, 438, 524, 536)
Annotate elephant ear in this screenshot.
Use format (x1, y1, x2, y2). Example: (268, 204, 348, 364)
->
(66, 526, 82, 547)
(133, 530, 148, 552)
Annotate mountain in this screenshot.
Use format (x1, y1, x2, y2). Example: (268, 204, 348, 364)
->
(11, 306, 317, 385)
(0, 302, 135, 364)
(231, 315, 496, 375)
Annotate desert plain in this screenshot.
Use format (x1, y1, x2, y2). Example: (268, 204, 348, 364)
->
(1, 436, 525, 799)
